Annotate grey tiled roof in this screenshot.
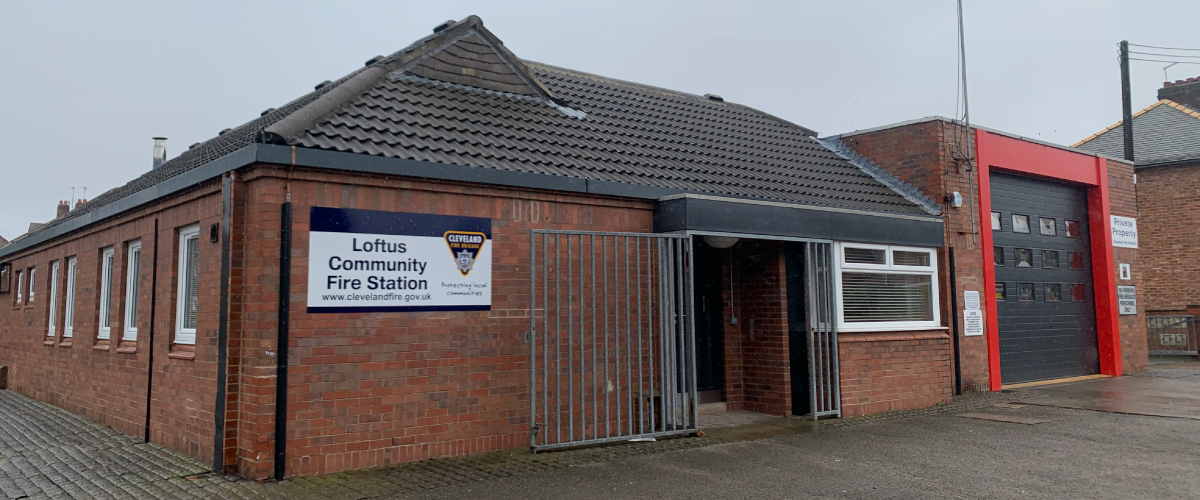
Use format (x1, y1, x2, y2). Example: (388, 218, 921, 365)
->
(23, 15, 937, 244)
(1074, 100, 1200, 166)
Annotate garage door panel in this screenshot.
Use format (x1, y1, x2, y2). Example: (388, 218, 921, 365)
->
(990, 173, 1099, 384)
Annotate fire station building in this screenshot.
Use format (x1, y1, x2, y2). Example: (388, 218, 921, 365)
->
(0, 16, 1146, 480)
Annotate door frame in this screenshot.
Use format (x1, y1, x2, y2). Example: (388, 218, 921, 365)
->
(976, 130, 1123, 391)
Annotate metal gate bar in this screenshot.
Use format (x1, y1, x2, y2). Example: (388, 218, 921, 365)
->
(529, 230, 695, 451)
(806, 242, 841, 419)
(1147, 316, 1198, 356)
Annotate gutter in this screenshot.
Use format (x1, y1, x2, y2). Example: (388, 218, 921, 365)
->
(0, 144, 943, 260)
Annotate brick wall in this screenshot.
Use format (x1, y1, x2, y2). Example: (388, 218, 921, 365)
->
(1134, 161, 1200, 317)
(839, 121, 990, 392)
(838, 331, 953, 417)
(0, 183, 225, 465)
(233, 165, 657, 478)
(1107, 159, 1149, 374)
(720, 240, 790, 416)
(1158, 78, 1200, 111)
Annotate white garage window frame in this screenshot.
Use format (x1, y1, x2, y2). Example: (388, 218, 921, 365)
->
(833, 242, 941, 332)
(175, 225, 200, 345)
(98, 247, 115, 340)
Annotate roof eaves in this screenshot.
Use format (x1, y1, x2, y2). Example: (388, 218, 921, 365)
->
(813, 136, 942, 216)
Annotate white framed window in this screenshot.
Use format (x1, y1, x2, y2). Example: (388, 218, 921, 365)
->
(175, 225, 201, 345)
(98, 247, 115, 340)
(123, 241, 142, 341)
(64, 257, 77, 338)
(28, 267, 35, 302)
(48, 261, 60, 336)
(15, 270, 23, 303)
(834, 243, 941, 332)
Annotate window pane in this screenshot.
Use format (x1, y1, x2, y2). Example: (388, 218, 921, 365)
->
(1018, 283, 1035, 301)
(1045, 283, 1062, 301)
(1068, 252, 1084, 270)
(1012, 215, 1030, 233)
(991, 212, 1002, 231)
(1042, 250, 1059, 269)
(841, 272, 932, 322)
(48, 262, 59, 336)
(893, 250, 930, 267)
(996, 282, 1006, 300)
(100, 252, 113, 331)
(1015, 248, 1033, 267)
(1065, 220, 1082, 238)
(28, 269, 35, 301)
(844, 247, 886, 265)
(127, 249, 140, 328)
(1071, 284, 1086, 301)
(993, 246, 1005, 266)
(1040, 218, 1056, 236)
(184, 237, 199, 330)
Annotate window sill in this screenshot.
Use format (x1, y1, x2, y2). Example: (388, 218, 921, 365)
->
(840, 330, 951, 343)
(43, 339, 55, 346)
(116, 341, 138, 354)
(167, 350, 196, 360)
(838, 325, 948, 333)
(93, 342, 111, 352)
(58, 339, 73, 348)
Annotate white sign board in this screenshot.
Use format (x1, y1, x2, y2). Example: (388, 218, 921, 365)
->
(963, 291, 980, 310)
(306, 207, 492, 313)
(963, 309, 984, 336)
(1111, 216, 1138, 248)
(1117, 285, 1137, 316)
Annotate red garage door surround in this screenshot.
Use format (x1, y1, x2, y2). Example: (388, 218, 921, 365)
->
(975, 130, 1123, 391)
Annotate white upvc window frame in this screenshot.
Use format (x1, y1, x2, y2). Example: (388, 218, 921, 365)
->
(64, 257, 77, 338)
(15, 270, 22, 303)
(27, 267, 35, 302)
(98, 247, 115, 340)
(123, 240, 142, 341)
(175, 225, 201, 345)
(833, 242, 941, 333)
(48, 261, 60, 337)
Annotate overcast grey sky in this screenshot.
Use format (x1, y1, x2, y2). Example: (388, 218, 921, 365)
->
(1, 0, 1197, 240)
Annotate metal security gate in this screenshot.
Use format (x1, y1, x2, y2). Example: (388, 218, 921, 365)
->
(529, 231, 696, 451)
(806, 242, 840, 419)
(1147, 316, 1198, 356)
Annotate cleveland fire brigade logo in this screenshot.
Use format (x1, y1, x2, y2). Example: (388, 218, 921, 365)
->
(444, 231, 486, 276)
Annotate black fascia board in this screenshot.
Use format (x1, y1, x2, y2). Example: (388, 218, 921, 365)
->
(1, 143, 943, 259)
(654, 196, 945, 247)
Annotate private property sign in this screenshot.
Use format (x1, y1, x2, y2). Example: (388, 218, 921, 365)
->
(1110, 215, 1138, 248)
(306, 207, 492, 313)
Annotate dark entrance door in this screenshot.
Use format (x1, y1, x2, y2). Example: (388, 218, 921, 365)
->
(784, 243, 811, 416)
(693, 241, 725, 403)
(991, 173, 1099, 384)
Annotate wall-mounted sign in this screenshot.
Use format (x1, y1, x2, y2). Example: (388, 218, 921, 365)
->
(306, 207, 492, 313)
(963, 309, 984, 336)
(1117, 285, 1137, 315)
(963, 290, 980, 310)
(1111, 216, 1138, 249)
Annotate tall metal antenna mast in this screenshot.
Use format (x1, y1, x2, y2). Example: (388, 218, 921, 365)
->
(957, 0, 977, 244)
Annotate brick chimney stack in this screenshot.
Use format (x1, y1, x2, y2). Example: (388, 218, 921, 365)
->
(56, 200, 69, 219)
(74, 199, 87, 210)
(1159, 77, 1200, 111)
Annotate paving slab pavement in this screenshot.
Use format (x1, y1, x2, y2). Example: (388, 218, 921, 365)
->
(1013, 358, 1200, 420)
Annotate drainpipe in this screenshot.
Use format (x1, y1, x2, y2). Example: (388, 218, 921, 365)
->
(213, 174, 234, 473)
(144, 218, 159, 443)
(274, 200, 292, 480)
(948, 247, 963, 395)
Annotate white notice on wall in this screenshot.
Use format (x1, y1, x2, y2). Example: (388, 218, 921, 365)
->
(1117, 285, 1137, 315)
(963, 309, 984, 336)
(1111, 215, 1138, 248)
(963, 291, 980, 310)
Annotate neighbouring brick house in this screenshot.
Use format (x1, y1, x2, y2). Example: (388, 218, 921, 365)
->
(1074, 78, 1200, 324)
(827, 118, 1148, 389)
(0, 15, 1145, 481)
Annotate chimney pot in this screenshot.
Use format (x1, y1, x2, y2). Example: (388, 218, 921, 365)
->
(152, 137, 167, 170)
(56, 200, 69, 219)
(75, 199, 86, 210)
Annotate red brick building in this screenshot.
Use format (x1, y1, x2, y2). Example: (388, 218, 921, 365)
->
(0, 16, 1146, 481)
(1074, 78, 1200, 326)
(829, 118, 1148, 390)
